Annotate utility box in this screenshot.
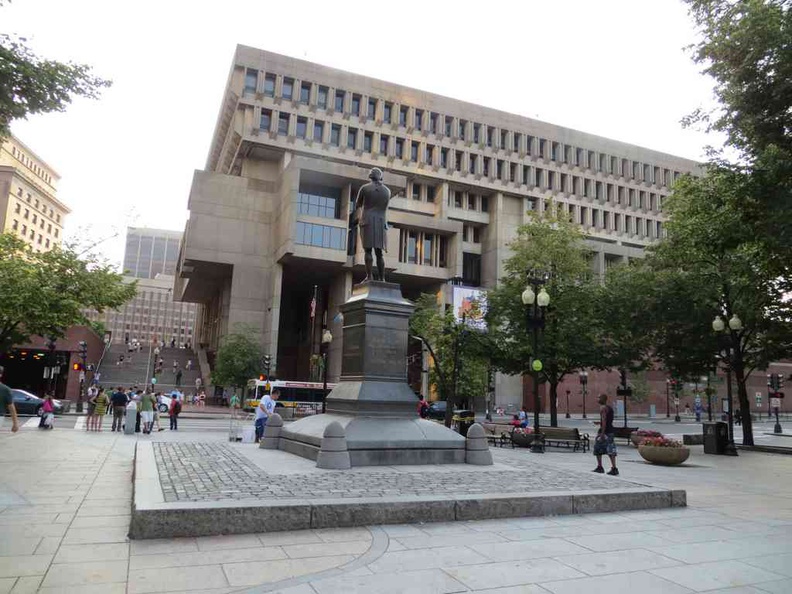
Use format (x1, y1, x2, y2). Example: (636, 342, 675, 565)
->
(703, 421, 728, 455)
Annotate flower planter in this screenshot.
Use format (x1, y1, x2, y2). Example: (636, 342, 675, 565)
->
(638, 444, 690, 466)
(631, 431, 663, 447)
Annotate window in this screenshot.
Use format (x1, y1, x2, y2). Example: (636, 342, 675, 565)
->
(412, 183, 421, 200)
(600, 154, 608, 172)
(363, 132, 373, 152)
(384, 102, 393, 123)
(282, 78, 294, 100)
(445, 116, 453, 136)
(347, 128, 358, 149)
(538, 138, 546, 158)
(21, 224, 27, 235)
(423, 234, 434, 265)
(295, 222, 345, 250)
(399, 105, 408, 126)
(414, 109, 423, 130)
(296, 117, 307, 139)
(367, 98, 376, 119)
(351, 94, 361, 115)
(407, 231, 418, 263)
(425, 144, 433, 164)
(426, 186, 435, 203)
(459, 119, 467, 140)
(11, 220, 17, 230)
(526, 136, 534, 156)
(481, 195, 489, 212)
(551, 142, 559, 161)
(298, 183, 342, 219)
(29, 229, 34, 239)
(34, 199, 39, 209)
(299, 82, 311, 104)
(629, 189, 635, 207)
(24, 208, 29, 219)
(453, 190, 462, 208)
(244, 69, 257, 95)
(37, 234, 42, 245)
(278, 113, 289, 135)
(47, 223, 52, 233)
(260, 109, 272, 131)
(547, 171, 555, 190)
(317, 86, 328, 109)
(514, 133, 522, 152)
(54, 228, 58, 237)
(334, 90, 345, 112)
(440, 148, 448, 168)
(14, 203, 20, 214)
(473, 123, 481, 144)
(330, 124, 341, 146)
(16, 187, 22, 197)
(463, 253, 482, 286)
(398, 229, 445, 267)
(473, 227, 481, 243)
(455, 152, 463, 171)
(395, 138, 404, 158)
(429, 112, 438, 133)
(314, 121, 324, 142)
(535, 168, 543, 188)
(467, 194, 477, 210)
(380, 134, 389, 154)
(501, 130, 508, 149)
(469, 154, 476, 174)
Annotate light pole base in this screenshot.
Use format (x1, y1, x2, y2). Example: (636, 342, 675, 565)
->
(674, 415, 681, 423)
(531, 443, 545, 453)
(565, 413, 570, 419)
(724, 442, 739, 456)
(774, 423, 783, 434)
(582, 413, 587, 419)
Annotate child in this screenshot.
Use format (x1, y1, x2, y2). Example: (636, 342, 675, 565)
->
(41, 394, 55, 429)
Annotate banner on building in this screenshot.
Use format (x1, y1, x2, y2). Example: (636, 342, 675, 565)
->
(452, 287, 488, 330)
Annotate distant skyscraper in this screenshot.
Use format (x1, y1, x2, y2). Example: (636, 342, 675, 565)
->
(123, 227, 182, 279)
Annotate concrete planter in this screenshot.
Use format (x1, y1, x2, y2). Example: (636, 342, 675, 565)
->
(638, 445, 690, 466)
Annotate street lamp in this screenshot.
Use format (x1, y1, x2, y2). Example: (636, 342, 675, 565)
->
(674, 380, 681, 423)
(521, 269, 550, 453)
(712, 314, 739, 456)
(665, 379, 671, 418)
(321, 329, 333, 414)
(579, 371, 588, 419)
(565, 390, 571, 419)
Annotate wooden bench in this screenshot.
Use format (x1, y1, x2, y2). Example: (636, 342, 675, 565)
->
(482, 423, 515, 447)
(541, 426, 590, 452)
(613, 426, 639, 445)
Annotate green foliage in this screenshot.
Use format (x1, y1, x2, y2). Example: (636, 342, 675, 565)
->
(0, 17, 111, 138)
(88, 320, 107, 338)
(0, 233, 136, 354)
(486, 211, 604, 425)
(211, 324, 264, 391)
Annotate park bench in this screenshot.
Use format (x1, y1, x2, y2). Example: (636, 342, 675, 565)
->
(541, 426, 590, 452)
(613, 426, 639, 445)
(482, 423, 545, 449)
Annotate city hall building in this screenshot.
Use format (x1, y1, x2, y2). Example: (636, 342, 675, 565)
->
(175, 45, 699, 410)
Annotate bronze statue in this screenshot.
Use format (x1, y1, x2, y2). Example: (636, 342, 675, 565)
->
(355, 167, 391, 281)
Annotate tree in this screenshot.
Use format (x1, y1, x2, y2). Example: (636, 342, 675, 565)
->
(486, 210, 604, 427)
(0, 233, 136, 354)
(211, 324, 264, 395)
(409, 293, 489, 427)
(0, 19, 111, 138)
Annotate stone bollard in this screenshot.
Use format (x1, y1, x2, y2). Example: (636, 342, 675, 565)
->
(465, 422, 493, 465)
(259, 413, 283, 449)
(316, 421, 351, 469)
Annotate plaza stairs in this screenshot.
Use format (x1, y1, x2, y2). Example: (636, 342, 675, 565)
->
(96, 344, 203, 394)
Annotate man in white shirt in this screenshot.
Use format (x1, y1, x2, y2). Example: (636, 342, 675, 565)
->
(254, 389, 279, 443)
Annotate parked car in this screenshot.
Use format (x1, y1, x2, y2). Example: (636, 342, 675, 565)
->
(10, 389, 71, 416)
(426, 401, 447, 420)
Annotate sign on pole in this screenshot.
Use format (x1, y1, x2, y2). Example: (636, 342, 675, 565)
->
(771, 397, 781, 409)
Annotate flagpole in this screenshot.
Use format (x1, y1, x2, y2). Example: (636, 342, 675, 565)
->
(310, 285, 318, 377)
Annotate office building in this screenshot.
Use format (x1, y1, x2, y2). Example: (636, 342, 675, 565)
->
(0, 134, 68, 251)
(175, 46, 700, 410)
(123, 226, 182, 279)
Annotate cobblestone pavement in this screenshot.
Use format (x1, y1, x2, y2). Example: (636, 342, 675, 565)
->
(154, 442, 630, 503)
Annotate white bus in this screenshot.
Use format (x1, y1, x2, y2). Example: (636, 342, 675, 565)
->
(244, 378, 337, 416)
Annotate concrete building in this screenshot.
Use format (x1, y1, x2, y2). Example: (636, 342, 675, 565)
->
(0, 134, 68, 251)
(175, 46, 700, 410)
(123, 226, 182, 279)
(84, 274, 197, 348)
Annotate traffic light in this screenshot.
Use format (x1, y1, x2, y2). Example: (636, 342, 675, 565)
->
(262, 354, 272, 375)
(259, 374, 268, 382)
(78, 341, 88, 359)
(72, 362, 82, 371)
(779, 374, 785, 391)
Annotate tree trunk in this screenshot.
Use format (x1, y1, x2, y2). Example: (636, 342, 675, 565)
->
(734, 366, 754, 446)
(549, 382, 559, 427)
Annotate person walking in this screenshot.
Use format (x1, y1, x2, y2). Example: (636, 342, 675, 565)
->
(593, 393, 619, 476)
(254, 389, 279, 443)
(186, 359, 192, 371)
(175, 369, 183, 388)
(169, 394, 181, 430)
(85, 385, 98, 431)
(91, 388, 109, 432)
(195, 377, 202, 392)
(140, 391, 156, 434)
(0, 366, 20, 433)
(111, 387, 128, 432)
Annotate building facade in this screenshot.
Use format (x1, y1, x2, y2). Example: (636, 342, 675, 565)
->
(0, 134, 68, 251)
(175, 46, 700, 410)
(123, 226, 182, 279)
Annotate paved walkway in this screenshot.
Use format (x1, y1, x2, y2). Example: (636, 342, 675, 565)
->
(2, 427, 792, 593)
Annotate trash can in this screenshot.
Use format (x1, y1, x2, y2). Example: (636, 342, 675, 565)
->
(453, 410, 475, 437)
(123, 401, 137, 435)
(703, 421, 728, 454)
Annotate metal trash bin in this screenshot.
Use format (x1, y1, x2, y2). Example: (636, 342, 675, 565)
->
(703, 421, 728, 454)
(453, 410, 476, 437)
(124, 401, 137, 435)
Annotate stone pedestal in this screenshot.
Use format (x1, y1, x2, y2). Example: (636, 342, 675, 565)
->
(279, 281, 475, 466)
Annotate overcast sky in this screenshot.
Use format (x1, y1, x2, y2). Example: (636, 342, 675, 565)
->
(5, 0, 720, 268)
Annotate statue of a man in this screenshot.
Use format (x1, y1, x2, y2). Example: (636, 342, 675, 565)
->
(355, 167, 391, 281)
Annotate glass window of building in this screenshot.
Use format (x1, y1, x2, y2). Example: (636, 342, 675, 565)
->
(244, 69, 257, 95)
(260, 109, 272, 131)
(350, 94, 360, 115)
(412, 183, 421, 200)
(347, 128, 357, 149)
(426, 185, 435, 203)
(551, 142, 559, 161)
(414, 109, 423, 130)
(380, 134, 389, 154)
(367, 98, 376, 119)
(514, 132, 522, 152)
(501, 130, 508, 149)
(423, 234, 434, 265)
(429, 112, 438, 133)
(425, 145, 433, 164)
(296, 117, 307, 139)
(314, 121, 324, 142)
(440, 148, 448, 168)
(299, 82, 311, 104)
(445, 116, 453, 136)
(278, 113, 289, 135)
(481, 195, 489, 212)
(295, 221, 345, 250)
(483, 158, 490, 177)
(410, 141, 418, 162)
(395, 138, 404, 158)
(473, 123, 480, 143)
(384, 102, 393, 123)
(469, 154, 476, 174)
(459, 120, 467, 140)
(330, 124, 341, 146)
(399, 105, 408, 126)
(538, 138, 546, 159)
(317, 86, 328, 109)
(455, 152, 463, 171)
(547, 171, 555, 190)
(453, 190, 462, 208)
(334, 90, 345, 112)
(463, 253, 481, 286)
(407, 231, 418, 263)
(363, 132, 373, 152)
(536, 168, 544, 188)
(282, 78, 294, 100)
(298, 182, 342, 219)
(467, 193, 477, 210)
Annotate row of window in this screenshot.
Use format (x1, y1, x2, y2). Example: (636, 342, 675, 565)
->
(14, 188, 60, 222)
(13, 203, 59, 236)
(449, 191, 489, 212)
(397, 229, 448, 268)
(9, 145, 54, 185)
(560, 203, 663, 238)
(261, 112, 665, 211)
(10, 220, 55, 248)
(295, 221, 346, 250)
(462, 224, 482, 244)
(246, 70, 684, 186)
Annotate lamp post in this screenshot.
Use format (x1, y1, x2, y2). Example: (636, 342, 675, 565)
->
(521, 269, 550, 453)
(565, 390, 571, 419)
(321, 329, 333, 414)
(674, 380, 681, 423)
(579, 371, 588, 419)
(713, 314, 740, 456)
(665, 379, 671, 418)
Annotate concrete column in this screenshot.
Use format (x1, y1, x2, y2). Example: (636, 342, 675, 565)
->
(326, 271, 352, 383)
(268, 263, 283, 370)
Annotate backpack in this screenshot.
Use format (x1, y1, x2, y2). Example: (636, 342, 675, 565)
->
(173, 400, 182, 415)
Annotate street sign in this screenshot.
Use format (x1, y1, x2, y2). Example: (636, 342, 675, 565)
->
(79, 371, 85, 381)
(771, 397, 781, 409)
(755, 392, 762, 407)
(674, 397, 680, 406)
(616, 387, 633, 397)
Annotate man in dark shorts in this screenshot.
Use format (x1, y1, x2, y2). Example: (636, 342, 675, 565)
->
(0, 366, 19, 433)
(593, 393, 619, 476)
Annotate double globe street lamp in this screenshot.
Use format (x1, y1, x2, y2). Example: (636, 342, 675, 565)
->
(712, 313, 741, 456)
(321, 329, 333, 413)
(579, 370, 588, 419)
(521, 270, 550, 453)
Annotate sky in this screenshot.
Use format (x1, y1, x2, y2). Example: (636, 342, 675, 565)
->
(4, 0, 722, 269)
